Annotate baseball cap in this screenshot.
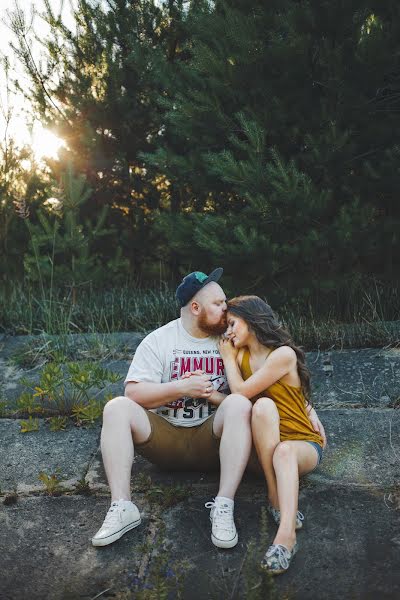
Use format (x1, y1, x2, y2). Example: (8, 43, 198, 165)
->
(176, 268, 223, 307)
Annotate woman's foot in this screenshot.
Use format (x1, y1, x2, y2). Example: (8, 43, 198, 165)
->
(261, 542, 298, 575)
(273, 531, 297, 552)
(267, 503, 304, 530)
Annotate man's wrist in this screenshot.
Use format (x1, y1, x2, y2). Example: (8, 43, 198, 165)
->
(175, 378, 187, 396)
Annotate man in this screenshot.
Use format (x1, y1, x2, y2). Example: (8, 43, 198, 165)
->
(92, 268, 326, 549)
(92, 268, 253, 549)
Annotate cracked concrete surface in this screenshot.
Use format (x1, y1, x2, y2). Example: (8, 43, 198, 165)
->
(0, 335, 399, 599)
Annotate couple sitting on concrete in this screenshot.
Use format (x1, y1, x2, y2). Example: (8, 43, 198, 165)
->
(92, 268, 327, 575)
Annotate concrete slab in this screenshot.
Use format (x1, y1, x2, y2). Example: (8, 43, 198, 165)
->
(1, 486, 399, 600)
(308, 347, 400, 407)
(0, 420, 100, 493)
(158, 485, 400, 600)
(307, 408, 400, 488)
(0, 495, 149, 600)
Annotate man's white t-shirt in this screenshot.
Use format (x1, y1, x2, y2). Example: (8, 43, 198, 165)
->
(124, 318, 229, 427)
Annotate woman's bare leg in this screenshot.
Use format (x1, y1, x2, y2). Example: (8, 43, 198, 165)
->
(251, 398, 281, 507)
(272, 440, 319, 550)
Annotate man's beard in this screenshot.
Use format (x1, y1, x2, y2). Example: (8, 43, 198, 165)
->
(198, 310, 227, 336)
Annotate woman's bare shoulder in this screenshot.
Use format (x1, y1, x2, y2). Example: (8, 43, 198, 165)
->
(268, 346, 297, 364)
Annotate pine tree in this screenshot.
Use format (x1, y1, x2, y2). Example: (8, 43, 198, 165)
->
(10, 0, 188, 282)
(146, 0, 400, 310)
(23, 162, 123, 300)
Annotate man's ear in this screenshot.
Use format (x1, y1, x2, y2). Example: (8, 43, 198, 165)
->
(190, 300, 201, 315)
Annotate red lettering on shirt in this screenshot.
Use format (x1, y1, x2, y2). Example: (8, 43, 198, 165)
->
(216, 358, 224, 375)
(193, 357, 204, 371)
(171, 358, 179, 380)
(204, 357, 214, 374)
(180, 357, 191, 376)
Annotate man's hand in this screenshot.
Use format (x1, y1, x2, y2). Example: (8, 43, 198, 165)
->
(178, 371, 213, 399)
(308, 406, 327, 448)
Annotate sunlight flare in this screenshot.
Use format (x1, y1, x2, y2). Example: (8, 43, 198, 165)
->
(30, 125, 66, 160)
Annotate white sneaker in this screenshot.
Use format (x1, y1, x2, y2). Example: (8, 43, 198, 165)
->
(205, 497, 238, 549)
(92, 499, 141, 547)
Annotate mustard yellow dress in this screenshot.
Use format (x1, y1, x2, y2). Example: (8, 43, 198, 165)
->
(241, 348, 323, 447)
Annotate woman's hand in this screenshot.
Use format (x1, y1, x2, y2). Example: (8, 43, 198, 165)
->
(308, 407, 327, 449)
(218, 336, 238, 361)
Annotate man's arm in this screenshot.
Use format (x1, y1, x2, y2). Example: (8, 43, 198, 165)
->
(208, 391, 227, 406)
(125, 372, 213, 410)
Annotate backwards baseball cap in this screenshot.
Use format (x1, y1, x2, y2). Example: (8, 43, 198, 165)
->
(176, 268, 223, 307)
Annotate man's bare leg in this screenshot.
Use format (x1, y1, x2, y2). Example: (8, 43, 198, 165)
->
(205, 393, 252, 548)
(100, 395, 151, 501)
(92, 396, 151, 547)
(212, 393, 253, 499)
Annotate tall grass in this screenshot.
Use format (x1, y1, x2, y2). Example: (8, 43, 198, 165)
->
(0, 280, 399, 350)
(0, 283, 178, 335)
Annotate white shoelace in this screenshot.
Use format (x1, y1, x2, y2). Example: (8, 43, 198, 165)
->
(102, 502, 122, 527)
(296, 511, 304, 523)
(266, 544, 291, 569)
(205, 500, 234, 533)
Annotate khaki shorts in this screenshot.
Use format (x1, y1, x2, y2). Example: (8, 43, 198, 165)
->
(135, 410, 220, 471)
(135, 409, 263, 474)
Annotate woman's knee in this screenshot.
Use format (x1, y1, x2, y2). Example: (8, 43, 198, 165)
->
(273, 441, 295, 466)
(252, 397, 278, 422)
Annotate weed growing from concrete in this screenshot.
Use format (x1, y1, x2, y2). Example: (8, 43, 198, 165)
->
(48, 416, 68, 431)
(388, 396, 400, 408)
(132, 473, 192, 509)
(74, 476, 92, 496)
(16, 392, 44, 415)
(71, 398, 107, 425)
(146, 483, 192, 509)
(0, 400, 8, 416)
(38, 470, 63, 496)
(13, 361, 120, 425)
(3, 490, 18, 506)
(19, 416, 40, 433)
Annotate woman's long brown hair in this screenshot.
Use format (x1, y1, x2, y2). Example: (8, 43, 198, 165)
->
(227, 295, 311, 402)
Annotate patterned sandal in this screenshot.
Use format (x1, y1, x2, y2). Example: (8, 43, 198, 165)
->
(261, 543, 298, 575)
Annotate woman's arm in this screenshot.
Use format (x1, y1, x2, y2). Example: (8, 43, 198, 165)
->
(219, 340, 296, 399)
(307, 406, 327, 448)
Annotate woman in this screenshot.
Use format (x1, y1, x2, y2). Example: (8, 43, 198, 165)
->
(219, 295, 325, 575)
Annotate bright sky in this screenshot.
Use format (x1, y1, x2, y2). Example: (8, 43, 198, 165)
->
(0, 0, 75, 158)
